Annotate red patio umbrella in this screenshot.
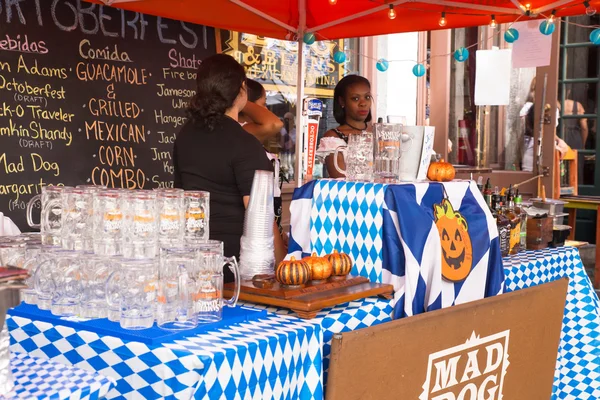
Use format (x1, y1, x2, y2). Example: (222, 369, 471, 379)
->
(96, 0, 598, 40)
(94, 0, 600, 185)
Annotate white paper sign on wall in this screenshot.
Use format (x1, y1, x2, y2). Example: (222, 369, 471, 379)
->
(475, 49, 513, 106)
(511, 20, 553, 69)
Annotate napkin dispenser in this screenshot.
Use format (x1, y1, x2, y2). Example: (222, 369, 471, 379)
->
(526, 216, 553, 250)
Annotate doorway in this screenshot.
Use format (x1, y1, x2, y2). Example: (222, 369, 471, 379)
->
(558, 15, 600, 242)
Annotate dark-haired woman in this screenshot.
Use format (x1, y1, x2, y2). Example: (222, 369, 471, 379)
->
(238, 79, 283, 143)
(237, 79, 284, 237)
(173, 54, 287, 283)
(324, 75, 373, 178)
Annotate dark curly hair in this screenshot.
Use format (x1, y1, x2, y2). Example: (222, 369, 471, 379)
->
(188, 54, 246, 130)
(246, 79, 265, 103)
(333, 75, 372, 125)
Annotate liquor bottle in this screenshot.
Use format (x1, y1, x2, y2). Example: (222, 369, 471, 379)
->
(504, 187, 521, 255)
(514, 192, 527, 251)
(477, 176, 484, 192)
(492, 194, 511, 257)
(483, 178, 493, 209)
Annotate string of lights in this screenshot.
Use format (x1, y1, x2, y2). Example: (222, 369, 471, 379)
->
(306, 1, 600, 76)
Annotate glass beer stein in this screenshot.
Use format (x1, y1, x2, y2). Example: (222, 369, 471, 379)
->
(196, 250, 240, 323)
(93, 189, 125, 256)
(0, 242, 25, 269)
(20, 243, 54, 305)
(122, 190, 158, 259)
(61, 187, 94, 251)
(34, 249, 84, 316)
(26, 186, 66, 246)
(184, 191, 210, 242)
(333, 132, 374, 181)
(105, 259, 158, 330)
(373, 123, 403, 182)
(156, 189, 185, 247)
(157, 248, 199, 331)
(80, 255, 114, 319)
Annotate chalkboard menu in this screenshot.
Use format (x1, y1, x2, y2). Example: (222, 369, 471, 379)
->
(0, 0, 216, 231)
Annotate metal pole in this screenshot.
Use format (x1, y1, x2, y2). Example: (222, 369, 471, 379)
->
(295, 0, 307, 188)
(537, 73, 548, 177)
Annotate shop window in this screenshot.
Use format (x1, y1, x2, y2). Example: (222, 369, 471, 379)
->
(447, 27, 536, 171)
(218, 31, 360, 183)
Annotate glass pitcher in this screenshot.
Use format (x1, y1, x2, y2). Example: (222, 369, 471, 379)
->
(196, 250, 240, 323)
(26, 186, 66, 246)
(333, 132, 374, 181)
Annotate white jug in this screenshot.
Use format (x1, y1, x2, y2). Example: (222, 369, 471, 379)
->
(398, 126, 436, 181)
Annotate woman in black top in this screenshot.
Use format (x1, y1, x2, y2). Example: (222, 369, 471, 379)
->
(323, 75, 373, 178)
(173, 54, 286, 283)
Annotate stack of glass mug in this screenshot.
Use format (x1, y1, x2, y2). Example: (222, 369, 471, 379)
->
(0, 185, 241, 331)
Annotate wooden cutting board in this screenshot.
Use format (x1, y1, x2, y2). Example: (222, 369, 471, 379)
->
(224, 276, 394, 319)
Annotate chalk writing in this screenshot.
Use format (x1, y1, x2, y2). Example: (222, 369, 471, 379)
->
(17, 55, 67, 78)
(154, 109, 186, 127)
(168, 49, 202, 69)
(0, 34, 48, 54)
(87, 99, 141, 118)
(78, 39, 132, 62)
(76, 62, 148, 84)
(85, 121, 146, 143)
(0, 0, 216, 231)
(157, 131, 175, 144)
(0, 76, 66, 99)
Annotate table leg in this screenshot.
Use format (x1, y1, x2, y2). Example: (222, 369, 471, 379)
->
(568, 209, 577, 240)
(595, 206, 599, 289)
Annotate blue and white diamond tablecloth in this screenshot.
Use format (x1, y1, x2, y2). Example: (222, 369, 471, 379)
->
(7, 312, 323, 399)
(7, 351, 115, 399)
(242, 297, 394, 384)
(288, 179, 505, 320)
(504, 246, 600, 400)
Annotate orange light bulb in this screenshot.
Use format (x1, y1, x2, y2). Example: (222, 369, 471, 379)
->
(388, 5, 397, 20)
(439, 12, 447, 27)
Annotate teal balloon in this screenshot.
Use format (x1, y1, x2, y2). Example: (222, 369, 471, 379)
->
(504, 28, 519, 43)
(303, 32, 316, 45)
(539, 20, 555, 35)
(454, 47, 469, 62)
(333, 51, 346, 64)
(590, 28, 600, 45)
(376, 59, 389, 72)
(412, 63, 426, 77)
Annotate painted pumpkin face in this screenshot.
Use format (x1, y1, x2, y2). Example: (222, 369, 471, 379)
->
(509, 225, 521, 254)
(434, 199, 473, 282)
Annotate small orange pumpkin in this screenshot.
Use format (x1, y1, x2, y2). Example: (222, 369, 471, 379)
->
(303, 252, 333, 281)
(427, 159, 455, 182)
(326, 250, 353, 277)
(275, 256, 311, 287)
